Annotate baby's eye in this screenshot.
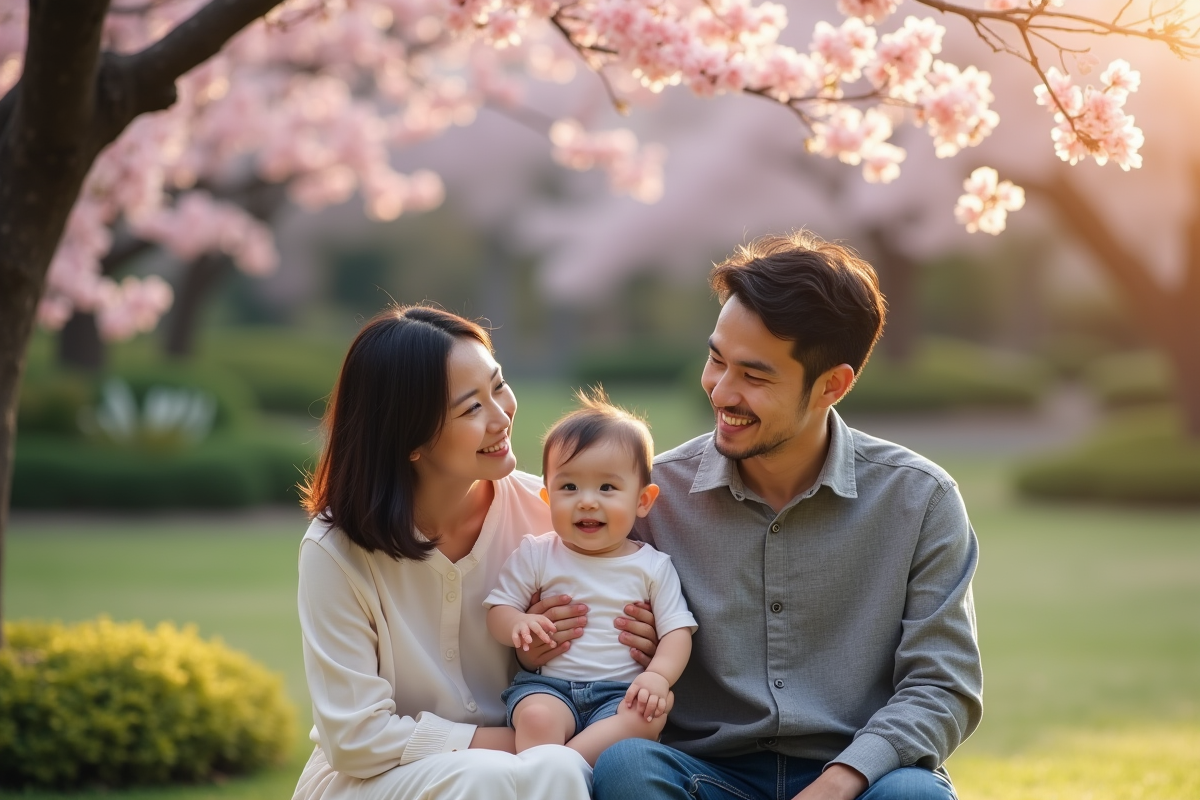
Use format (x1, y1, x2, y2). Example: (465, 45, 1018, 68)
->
(600, 483, 616, 492)
(560, 483, 577, 491)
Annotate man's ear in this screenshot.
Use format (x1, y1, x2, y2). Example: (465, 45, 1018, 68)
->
(815, 364, 856, 410)
(539, 486, 550, 506)
(636, 483, 661, 517)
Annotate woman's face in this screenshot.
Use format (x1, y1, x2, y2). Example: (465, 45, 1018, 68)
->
(414, 337, 518, 485)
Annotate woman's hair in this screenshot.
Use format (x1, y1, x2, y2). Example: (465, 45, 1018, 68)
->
(301, 305, 492, 560)
(542, 387, 654, 487)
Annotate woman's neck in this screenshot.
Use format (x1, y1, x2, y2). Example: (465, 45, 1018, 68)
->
(413, 478, 495, 562)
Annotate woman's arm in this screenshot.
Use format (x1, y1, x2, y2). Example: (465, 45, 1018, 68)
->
(300, 540, 477, 777)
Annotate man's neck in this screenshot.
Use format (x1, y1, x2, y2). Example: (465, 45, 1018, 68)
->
(736, 411, 831, 514)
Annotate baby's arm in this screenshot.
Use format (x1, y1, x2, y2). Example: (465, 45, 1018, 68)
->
(487, 604, 556, 652)
(625, 628, 692, 721)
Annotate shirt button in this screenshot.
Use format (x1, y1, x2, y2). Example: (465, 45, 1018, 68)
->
(774, 679, 784, 689)
(447, 571, 457, 581)
(770, 523, 781, 533)
(446, 592, 457, 602)
(445, 649, 456, 660)
(467, 701, 477, 711)
(761, 737, 778, 747)
(771, 602, 783, 613)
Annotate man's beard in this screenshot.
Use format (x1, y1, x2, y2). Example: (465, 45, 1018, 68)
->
(713, 426, 793, 461)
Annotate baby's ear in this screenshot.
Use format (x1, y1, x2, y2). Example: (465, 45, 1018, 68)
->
(539, 486, 550, 505)
(636, 484, 660, 517)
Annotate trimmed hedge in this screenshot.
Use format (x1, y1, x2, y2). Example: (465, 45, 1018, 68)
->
(1015, 407, 1200, 504)
(1082, 349, 1173, 409)
(18, 363, 257, 436)
(12, 427, 317, 509)
(838, 338, 1048, 414)
(200, 329, 347, 416)
(0, 618, 295, 790)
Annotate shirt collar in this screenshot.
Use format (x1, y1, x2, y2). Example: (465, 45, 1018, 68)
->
(690, 409, 858, 501)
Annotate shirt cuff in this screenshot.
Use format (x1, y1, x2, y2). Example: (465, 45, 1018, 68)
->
(827, 732, 901, 786)
(399, 712, 478, 766)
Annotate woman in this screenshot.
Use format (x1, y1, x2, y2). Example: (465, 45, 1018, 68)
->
(292, 306, 658, 800)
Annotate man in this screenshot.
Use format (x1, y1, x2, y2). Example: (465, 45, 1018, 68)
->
(593, 231, 982, 800)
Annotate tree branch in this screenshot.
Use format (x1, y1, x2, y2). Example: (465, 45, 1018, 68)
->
(18, 0, 111, 147)
(117, 0, 285, 119)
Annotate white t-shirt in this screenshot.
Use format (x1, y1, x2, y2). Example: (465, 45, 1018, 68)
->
(485, 532, 698, 683)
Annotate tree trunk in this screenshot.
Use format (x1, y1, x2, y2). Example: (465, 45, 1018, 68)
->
(165, 253, 232, 358)
(0, 0, 287, 646)
(862, 225, 920, 364)
(1030, 173, 1200, 440)
(58, 312, 105, 370)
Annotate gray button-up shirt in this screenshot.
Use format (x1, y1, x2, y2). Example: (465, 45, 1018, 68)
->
(634, 410, 982, 785)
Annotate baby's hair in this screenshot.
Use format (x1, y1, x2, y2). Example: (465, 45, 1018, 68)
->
(542, 387, 654, 487)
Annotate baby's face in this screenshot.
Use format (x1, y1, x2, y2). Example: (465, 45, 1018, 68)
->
(542, 439, 653, 557)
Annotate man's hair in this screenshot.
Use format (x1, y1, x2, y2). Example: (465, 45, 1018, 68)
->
(710, 230, 886, 398)
(542, 387, 654, 487)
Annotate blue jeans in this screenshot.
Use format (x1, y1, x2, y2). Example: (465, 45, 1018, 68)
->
(501, 671, 629, 737)
(593, 740, 957, 800)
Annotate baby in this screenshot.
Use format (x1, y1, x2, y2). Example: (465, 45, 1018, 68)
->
(484, 390, 697, 766)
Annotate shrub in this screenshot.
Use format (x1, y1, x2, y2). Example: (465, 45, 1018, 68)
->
(837, 338, 1047, 414)
(0, 618, 294, 790)
(12, 426, 317, 509)
(18, 363, 257, 437)
(573, 346, 706, 386)
(200, 329, 348, 416)
(1083, 349, 1173, 409)
(1015, 407, 1200, 504)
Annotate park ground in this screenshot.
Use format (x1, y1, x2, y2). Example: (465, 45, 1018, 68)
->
(6, 382, 1199, 800)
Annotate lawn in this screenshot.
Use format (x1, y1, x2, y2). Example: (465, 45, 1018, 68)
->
(4, 387, 1199, 798)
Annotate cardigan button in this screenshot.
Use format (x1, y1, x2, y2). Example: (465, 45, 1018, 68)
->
(773, 679, 784, 689)
(770, 523, 781, 533)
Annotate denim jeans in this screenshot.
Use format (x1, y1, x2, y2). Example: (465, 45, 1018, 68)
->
(593, 740, 957, 800)
(501, 671, 630, 736)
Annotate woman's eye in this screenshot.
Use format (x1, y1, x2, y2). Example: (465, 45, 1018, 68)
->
(494, 379, 507, 392)
(464, 402, 482, 415)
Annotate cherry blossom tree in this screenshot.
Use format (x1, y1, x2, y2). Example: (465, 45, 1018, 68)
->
(0, 0, 1197, 642)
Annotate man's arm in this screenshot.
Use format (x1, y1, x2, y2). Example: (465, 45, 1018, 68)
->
(827, 481, 984, 791)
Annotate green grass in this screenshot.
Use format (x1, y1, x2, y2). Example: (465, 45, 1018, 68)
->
(4, 386, 1199, 799)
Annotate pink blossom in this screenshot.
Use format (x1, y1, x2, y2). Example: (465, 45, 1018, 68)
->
(954, 166, 1024, 235)
(836, 0, 901, 24)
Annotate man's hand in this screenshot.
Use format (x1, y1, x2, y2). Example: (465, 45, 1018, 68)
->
(516, 591, 588, 669)
(617, 601, 659, 667)
(510, 613, 555, 651)
(790, 764, 868, 800)
(625, 670, 671, 722)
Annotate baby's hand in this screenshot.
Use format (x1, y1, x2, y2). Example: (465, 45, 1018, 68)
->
(625, 670, 670, 722)
(511, 614, 556, 652)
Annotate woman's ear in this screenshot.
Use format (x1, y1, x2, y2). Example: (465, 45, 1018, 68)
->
(409, 452, 421, 462)
(636, 484, 661, 517)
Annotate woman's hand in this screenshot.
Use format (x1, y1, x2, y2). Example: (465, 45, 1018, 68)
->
(617, 601, 659, 668)
(515, 591, 588, 670)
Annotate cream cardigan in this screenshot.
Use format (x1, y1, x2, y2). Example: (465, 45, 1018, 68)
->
(297, 471, 551, 779)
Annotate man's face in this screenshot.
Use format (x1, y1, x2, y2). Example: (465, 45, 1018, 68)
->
(700, 295, 812, 461)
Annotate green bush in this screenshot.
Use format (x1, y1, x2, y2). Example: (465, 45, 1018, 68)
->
(19, 363, 257, 437)
(12, 426, 317, 509)
(573, 346, 706, 386)
(837, 338, 1047, 414)
(1015, 407, 1200, 504)
(0, 618, 295, 790)
(200, 329, 348, 416)
(1083, 349, 1173, 409)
